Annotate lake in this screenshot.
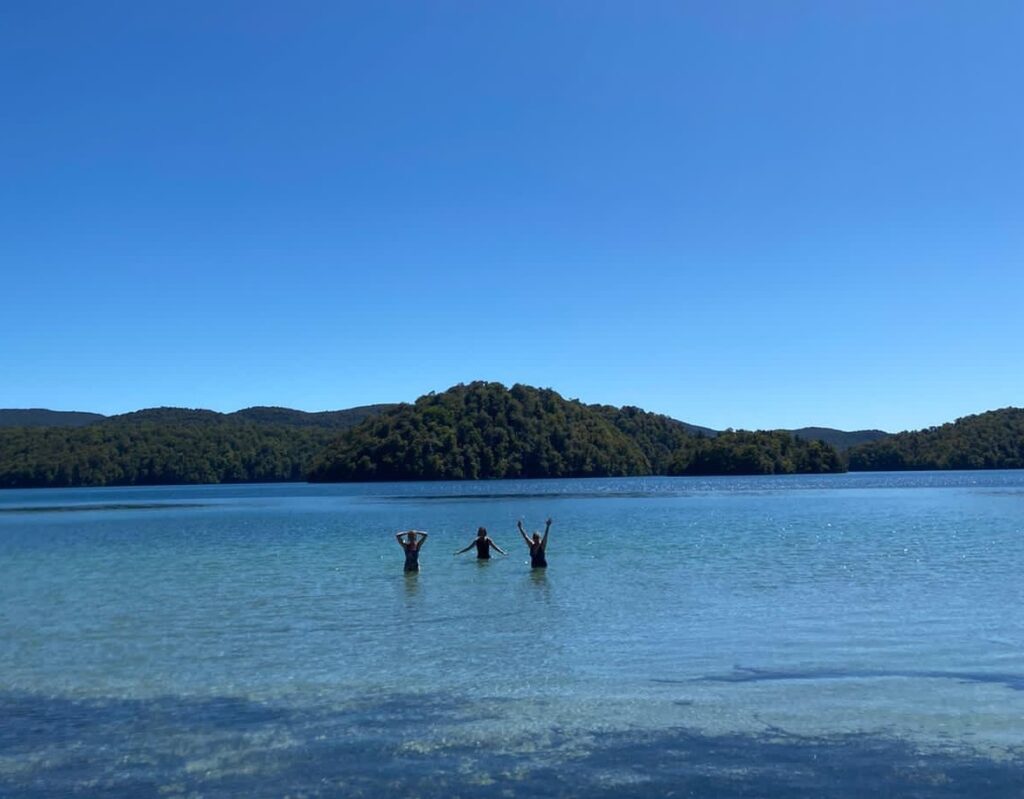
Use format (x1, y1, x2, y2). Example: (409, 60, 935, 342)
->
(1, 472, 1022, 797)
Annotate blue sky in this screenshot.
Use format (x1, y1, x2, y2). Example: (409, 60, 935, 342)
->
(2, 1, 1021, 432)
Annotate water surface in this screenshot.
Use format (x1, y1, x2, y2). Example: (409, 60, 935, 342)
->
(2, 473, 1022, 796)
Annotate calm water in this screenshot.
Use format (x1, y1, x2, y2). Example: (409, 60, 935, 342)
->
(1, 473, 1022, 797)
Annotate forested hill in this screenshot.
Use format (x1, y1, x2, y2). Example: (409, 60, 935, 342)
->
(847, 408, 1024, 471)
(308, 382, 847, 482)
(588, 404, 700, 474)
(0, 404, 395, 488)
(308, 383, 651, 481)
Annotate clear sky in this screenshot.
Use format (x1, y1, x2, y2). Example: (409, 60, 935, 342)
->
(2, 1, 1021, 433)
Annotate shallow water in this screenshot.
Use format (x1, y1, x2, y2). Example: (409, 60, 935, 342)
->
(1, 473, 1023, 796)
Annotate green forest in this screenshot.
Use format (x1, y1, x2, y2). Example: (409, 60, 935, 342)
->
(2, 387, 1021, 488)
(0, 404, 397, 487)
(308, 382, 846, 481)
(0, 418, 336, 488)
(308, 383, 651, 481)
(847, 408, 1024, 470)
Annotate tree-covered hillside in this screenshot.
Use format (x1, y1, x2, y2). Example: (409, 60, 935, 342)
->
(590, 404, 699, 473)
(847, 408, 1024, 471)
(0, 404, 395, 488)
(308, 382, 847, 481)
(671, 430, 845, 475)
(0, 421, 337, 488)
(308, 382, 651, 481)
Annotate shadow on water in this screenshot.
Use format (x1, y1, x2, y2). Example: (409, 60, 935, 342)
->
(1, 690, 1022, 798)
(686, 665, 1024, 692)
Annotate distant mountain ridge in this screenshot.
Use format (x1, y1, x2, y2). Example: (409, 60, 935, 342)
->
(0, 404, 397, 429)
(0, 409, 106, 428)
(105, 404, 398, 429)
(229, 405, 394, 428)
(1, 405, 876, 444)
(787, 427, 890, 452)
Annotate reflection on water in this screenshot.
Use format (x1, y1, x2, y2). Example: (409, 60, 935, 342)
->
(403, 570, 420, 599)
(529, 567, 550, 598)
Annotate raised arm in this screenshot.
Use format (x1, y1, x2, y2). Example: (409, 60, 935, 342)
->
(517, 520, 531, 545)
(540, 518, 552, 549)
(395, 532, 407, 548)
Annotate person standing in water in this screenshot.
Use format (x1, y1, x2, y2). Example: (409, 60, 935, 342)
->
(518, 518, 551, 568)
(454, 527, 507, 559)
(396, 530, 428, 572)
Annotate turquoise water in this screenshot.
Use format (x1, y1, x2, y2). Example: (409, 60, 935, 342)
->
(2, 473, 1023, 797)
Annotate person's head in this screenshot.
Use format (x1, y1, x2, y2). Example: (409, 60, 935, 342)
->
(532, 532, 541, 544)
(406, 531, 417, 543)
(477, 527, 487, 538)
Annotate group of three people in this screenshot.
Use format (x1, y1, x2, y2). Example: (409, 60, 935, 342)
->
(396, 518, 552, 572)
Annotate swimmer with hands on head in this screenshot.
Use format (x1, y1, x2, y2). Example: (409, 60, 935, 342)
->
(396, 529, 428, 572)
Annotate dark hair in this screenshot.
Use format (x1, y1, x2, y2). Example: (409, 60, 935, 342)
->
(477, 526, 487, 536)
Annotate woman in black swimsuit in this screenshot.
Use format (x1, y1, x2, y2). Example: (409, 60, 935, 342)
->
(517, 518, 551, 569)
(396, 530, 428, 572)
(454, 527, 507, 559)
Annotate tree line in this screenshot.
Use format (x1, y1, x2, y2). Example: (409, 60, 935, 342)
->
(308, 382, 846, 481)
(0, 419, 337, 488)
(3, 386, 1020, 488)
(847, 408, 1024, 470)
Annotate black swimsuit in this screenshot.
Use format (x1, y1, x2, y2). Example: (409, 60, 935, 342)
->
(474, 539, 491, 559)
(403, 543, 420, 572)
(529, 542, 547, 569)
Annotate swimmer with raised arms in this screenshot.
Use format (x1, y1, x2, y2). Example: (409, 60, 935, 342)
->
(518, 518, 551, 569)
